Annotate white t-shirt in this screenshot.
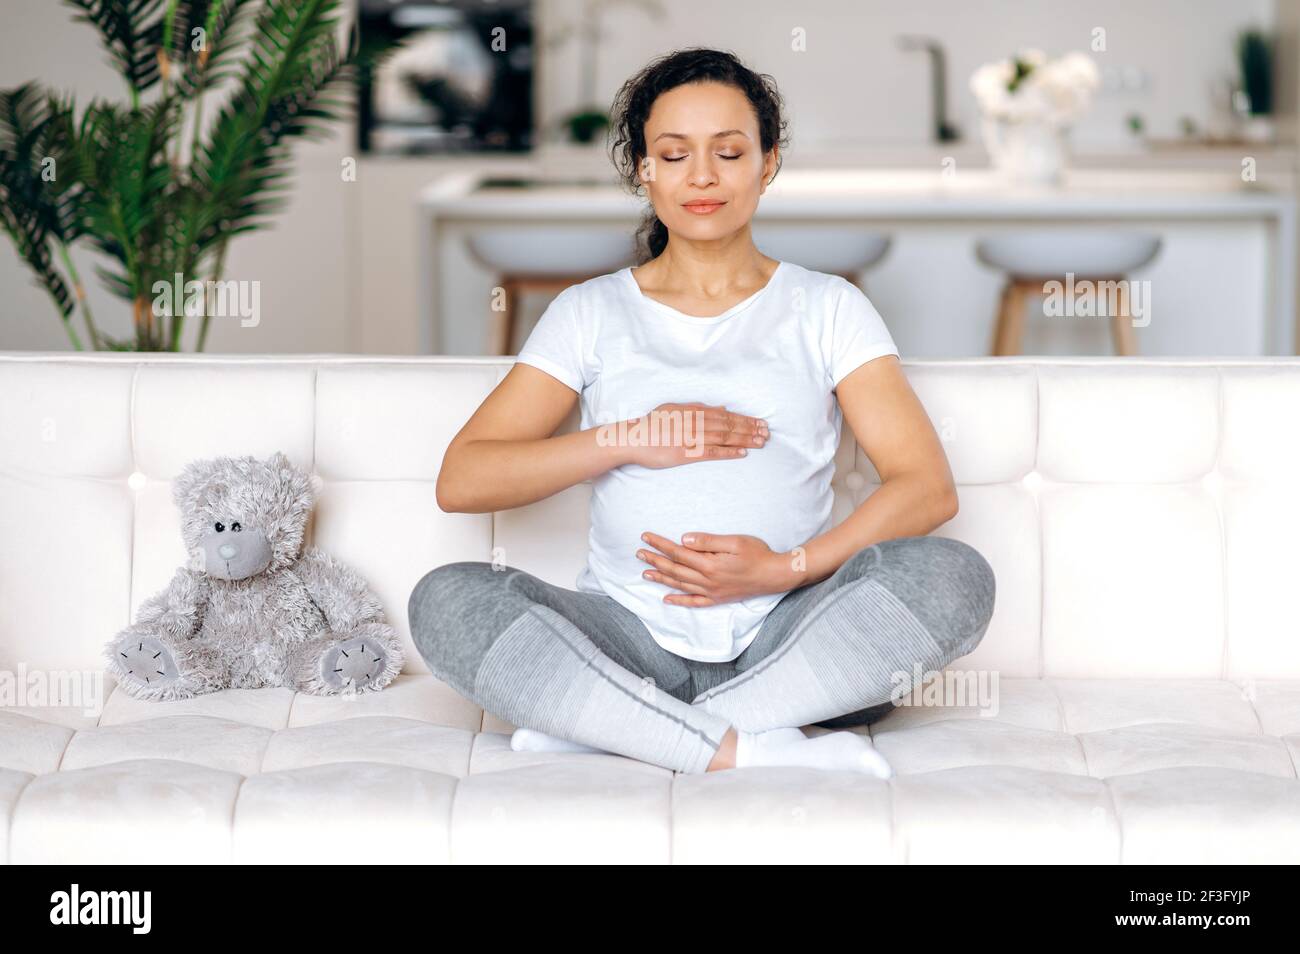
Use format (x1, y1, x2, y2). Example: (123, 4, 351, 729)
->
(514, 259, 900, 662)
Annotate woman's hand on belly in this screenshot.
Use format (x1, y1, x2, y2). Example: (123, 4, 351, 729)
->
(620, 403, 769, 470)
(634, 530, 800, 607)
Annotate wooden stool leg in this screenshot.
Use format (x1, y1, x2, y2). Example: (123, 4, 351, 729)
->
(502, 279, 522, 355)
(992, 279, 1028, 355)
(1109, 277, 1137, 356)
(491, 277, 515, 356)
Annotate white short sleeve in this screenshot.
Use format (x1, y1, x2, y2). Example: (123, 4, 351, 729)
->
(515, 287, 587, 393)
(827, 279, 899, 389)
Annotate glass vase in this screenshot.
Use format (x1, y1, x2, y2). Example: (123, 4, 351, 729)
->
(981, 115, 1070, 186)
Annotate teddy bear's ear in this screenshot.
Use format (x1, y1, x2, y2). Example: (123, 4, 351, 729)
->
(172, 458, 218, 510)
(265, 451, 314, 510)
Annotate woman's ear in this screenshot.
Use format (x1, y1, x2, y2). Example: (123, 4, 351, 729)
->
(761, 149, 778, 193)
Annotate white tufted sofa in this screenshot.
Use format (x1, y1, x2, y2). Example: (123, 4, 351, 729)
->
(2, 351, 1299, 864)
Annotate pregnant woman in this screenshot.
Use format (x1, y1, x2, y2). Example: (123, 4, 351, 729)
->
(408, 47, 995, 776)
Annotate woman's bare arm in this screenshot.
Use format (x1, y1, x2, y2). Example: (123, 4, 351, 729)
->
(437, 365, 770, 514)
(436, 365, 628, 514)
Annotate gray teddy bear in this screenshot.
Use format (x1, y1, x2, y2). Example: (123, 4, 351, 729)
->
(104, 451, 403, 701)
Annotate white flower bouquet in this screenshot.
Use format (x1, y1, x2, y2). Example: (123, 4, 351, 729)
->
(970, 49, 1101, 125)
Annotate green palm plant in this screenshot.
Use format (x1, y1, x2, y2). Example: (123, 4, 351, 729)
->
(0, 0, 358, 351)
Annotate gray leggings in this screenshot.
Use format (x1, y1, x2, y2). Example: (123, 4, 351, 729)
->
(408, 535, 995, 774)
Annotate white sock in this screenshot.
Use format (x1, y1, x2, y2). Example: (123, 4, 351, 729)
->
(510, 725, 821, 761)
(733, 727, 894, 778)
(510, 727, 608, 754)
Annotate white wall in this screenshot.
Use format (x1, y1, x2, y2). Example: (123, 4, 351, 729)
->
(0, 0, 1284, 355)
(558, 0, 1276, 148)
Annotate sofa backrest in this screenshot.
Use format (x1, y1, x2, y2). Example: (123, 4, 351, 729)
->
(2, 353, 1298, 683)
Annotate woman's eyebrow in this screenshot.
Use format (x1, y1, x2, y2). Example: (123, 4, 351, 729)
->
(652, 129, 750, 142)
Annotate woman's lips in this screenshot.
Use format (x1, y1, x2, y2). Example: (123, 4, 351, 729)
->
(682, 201, 725, 215)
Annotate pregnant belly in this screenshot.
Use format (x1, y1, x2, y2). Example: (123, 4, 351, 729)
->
(588, 448, 831, 594)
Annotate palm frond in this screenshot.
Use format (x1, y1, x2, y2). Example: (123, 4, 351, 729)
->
(190, 0, 354, 253)
(169, 0, 259, 97)
(0, 83, 84, 317)
(75, 94, 182, 303)
(0, 202, 75, 318)
(63, 0, 170, 98)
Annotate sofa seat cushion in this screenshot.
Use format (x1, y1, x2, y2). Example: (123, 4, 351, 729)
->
(1, 674, 1298, 863)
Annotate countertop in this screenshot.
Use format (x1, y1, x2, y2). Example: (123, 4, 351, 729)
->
(421, 167, 1296, 221)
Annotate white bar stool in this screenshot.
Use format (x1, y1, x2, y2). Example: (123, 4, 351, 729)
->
(976, 230, 1161, 356)
(465, 226, 637, 354)
(753, 225, 891, 286)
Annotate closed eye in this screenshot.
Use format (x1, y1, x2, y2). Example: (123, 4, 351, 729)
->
(664, 154, 742, 162)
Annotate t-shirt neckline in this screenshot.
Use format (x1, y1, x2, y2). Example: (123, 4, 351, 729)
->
(622, 260, 786, 325)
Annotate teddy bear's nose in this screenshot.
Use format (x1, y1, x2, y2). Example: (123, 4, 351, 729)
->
(218, 543, 238, 559)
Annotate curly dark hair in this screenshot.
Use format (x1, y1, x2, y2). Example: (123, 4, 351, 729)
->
(608, 47, 790, 264)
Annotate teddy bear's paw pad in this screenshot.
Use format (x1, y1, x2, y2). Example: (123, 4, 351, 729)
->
(115, 636, 180, 689)
(320, 637, 390, 691)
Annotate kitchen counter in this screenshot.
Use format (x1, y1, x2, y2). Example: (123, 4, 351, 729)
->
(423, 167, 1294, 216)
(409, 138, 1298, 176)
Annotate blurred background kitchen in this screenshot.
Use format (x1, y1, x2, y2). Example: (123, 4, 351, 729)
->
(2, 0, 1298, 357)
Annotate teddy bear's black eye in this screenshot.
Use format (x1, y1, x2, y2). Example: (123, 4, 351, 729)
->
(231, 522, 242, 532)
(214, 521, 225, 532)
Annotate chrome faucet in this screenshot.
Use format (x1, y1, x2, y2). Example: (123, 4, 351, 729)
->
(897, 34, 961, 143)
